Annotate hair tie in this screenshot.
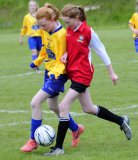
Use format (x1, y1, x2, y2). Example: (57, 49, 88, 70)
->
(77, 6, 80, 9)
(44, 3, 49, 8)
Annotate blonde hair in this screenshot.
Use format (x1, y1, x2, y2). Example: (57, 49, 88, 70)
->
(28, 0, 39, 11)
(61, 4, 86, 21)
(36, 3, 60, 21)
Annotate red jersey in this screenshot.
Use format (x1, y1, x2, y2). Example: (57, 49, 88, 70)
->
(66, 21, 94, 86)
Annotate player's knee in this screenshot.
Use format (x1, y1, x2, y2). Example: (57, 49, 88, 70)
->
(49, 106, 59, 115)
(30, 100, 35, 109)
(30, 99, 39, 109)
(82, 106, 96, 114)
(59, 103, 68, 116)
(83, 107, 91, 113)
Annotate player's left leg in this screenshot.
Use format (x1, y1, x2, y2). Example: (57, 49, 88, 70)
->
(78, 89, 132, 140)
(134, 38, 138, 53)
(71, 124, 85, 147)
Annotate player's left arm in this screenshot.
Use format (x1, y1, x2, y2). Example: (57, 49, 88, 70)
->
(48, 33, 67, 79)
(60, 52, 68, 64)
(90, 29, 118, 85)
(106, 64, 118, 85)
(128, 15, 138, 34)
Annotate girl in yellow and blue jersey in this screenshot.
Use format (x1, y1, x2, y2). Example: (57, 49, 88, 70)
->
(20, 3, 84, 153)
(19, 0, 42, 61)
(129, 0, 138, 53)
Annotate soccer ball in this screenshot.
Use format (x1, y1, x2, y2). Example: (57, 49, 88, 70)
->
(34, 125, 55, 146)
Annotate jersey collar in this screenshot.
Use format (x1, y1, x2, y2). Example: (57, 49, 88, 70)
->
(74, 21, 87, 32)
(49, 22, 63, 35)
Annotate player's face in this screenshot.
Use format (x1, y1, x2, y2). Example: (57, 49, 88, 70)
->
(37, 18, 53, 32)
(61, 16, 79, 30)
(29, 2, 37, 12)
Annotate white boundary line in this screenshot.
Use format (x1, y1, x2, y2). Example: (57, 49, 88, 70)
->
(112, 104, 138, 111)
(0, 110, 53, 114)
(0, 104, 138, 127)
(0, 60, 138, 79)
(0, 104, 138, 114)
(0, 71, 43, 79)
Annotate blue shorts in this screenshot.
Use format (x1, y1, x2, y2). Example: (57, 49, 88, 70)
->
(134, 38, 138, 52)
(28, 36, 42, 51)
(42, 70, 68, 97)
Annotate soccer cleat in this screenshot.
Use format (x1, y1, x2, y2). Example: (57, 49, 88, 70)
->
(71, 124, 85, 147)
(20, 139, 38, 152)
(120, 115, 132, 140)
(43, 147, 64, 156)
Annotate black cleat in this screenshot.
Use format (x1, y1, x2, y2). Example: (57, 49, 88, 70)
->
(120, 115, 132, 140)
(43, 147, 64, 156)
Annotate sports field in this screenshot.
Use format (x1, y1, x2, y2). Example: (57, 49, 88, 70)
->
(0, 28, 138, 160)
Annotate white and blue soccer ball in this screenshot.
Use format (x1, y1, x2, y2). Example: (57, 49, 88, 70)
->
(34, 125, 55, 146)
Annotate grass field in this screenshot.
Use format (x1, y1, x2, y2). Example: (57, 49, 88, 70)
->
(0, 27, 138, 160)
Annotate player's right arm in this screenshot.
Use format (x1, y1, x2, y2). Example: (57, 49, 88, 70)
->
(31, 32, 46, 67)
(33, 45, 47, 67)
(19, 16, 27, 45)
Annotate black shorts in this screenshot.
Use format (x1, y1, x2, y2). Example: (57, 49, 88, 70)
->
(70, 80, 88, 93)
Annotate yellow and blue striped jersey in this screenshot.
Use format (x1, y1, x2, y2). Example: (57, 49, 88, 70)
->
(129, 12, 138, 38)
(34, 24, 67, 78)
(20, 13, 42, 37)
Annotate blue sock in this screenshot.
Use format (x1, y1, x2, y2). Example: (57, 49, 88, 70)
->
(30, 119, 42, 140)
(68, 114, 78, 132)
(32, 55, 38, 61)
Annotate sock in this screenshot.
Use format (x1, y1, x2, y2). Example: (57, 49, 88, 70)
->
(97, 106, 123, 126)
(68, 114, 78, 132)
(32, 55, 38, 61)
(55, 117, 69, 149)
(30, 119, 42, 140)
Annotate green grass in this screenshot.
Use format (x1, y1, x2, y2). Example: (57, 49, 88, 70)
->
(0, 27, 138, 160)
(0, 0, 136, 29)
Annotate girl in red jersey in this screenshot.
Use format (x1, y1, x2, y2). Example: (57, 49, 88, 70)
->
(44, 4, 132, 156)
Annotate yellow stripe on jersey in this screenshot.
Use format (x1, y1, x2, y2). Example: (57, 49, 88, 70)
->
(20, 13, 42, 37)
(129, 12, 138, 38)
(34, 26, 67, 78)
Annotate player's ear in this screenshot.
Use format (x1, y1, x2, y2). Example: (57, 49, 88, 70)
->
(51, 14, 56, 21)
(76, 15, 80, 20)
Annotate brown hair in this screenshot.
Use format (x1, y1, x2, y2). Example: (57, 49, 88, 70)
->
(61, 4, 86, 21)
(36, 3, 60, 21)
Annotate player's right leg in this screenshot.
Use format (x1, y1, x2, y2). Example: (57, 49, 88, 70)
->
(20, 89, 50, 152)
(47, 86, 85, 148)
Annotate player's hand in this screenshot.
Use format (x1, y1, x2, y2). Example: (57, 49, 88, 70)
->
(60, 52, 68, 63)
(107, 64, 118, 85)
(49, 74, 55, 80)
(133, 29, 138, 35)
(30, 62, 38, 70)
(110, 73, 118, 85)
(19, 37, 23, 45)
